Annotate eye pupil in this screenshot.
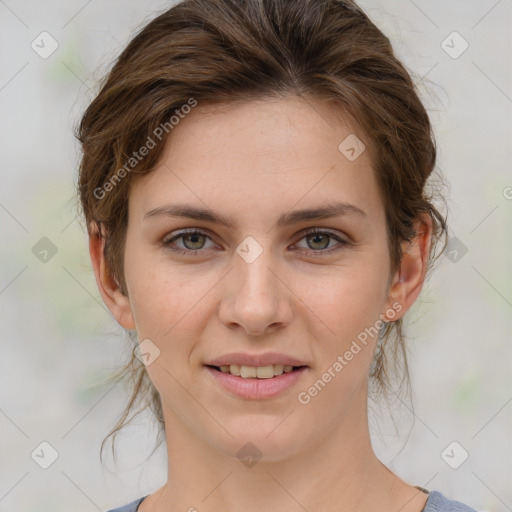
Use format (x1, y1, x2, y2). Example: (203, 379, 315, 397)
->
(183, 233, 206, 250)
(307, 233, 330, 250)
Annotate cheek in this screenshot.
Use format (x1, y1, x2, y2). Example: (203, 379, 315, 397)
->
(123, 255, 215, 406)
(124, 248, 224, 370)
(294, 266, 389, 410)
(295, 259, 390, 337)
(293, 261, 390, 405)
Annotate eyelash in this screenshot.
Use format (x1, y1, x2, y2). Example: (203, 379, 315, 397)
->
(161, 228, 350, 257)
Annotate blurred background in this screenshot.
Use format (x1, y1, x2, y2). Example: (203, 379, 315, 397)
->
(0, 0, 511, 510)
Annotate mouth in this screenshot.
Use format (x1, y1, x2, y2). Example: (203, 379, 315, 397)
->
(205, 364, 307, 379)
(205, 363, 309, 400)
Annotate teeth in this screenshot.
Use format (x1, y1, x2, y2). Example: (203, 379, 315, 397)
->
(229, 364, 241, 376)
(256, 366, 275, 379)
(218, 364, 297, 378)
(241, 365, 257, 378)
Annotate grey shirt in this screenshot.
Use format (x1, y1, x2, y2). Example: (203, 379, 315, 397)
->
(106, 489, 478, 511)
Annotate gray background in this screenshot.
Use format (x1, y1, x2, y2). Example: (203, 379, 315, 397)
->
(0, 1, 511, 511)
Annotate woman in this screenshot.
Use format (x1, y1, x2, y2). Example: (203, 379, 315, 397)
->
(76, 0, 478, 510)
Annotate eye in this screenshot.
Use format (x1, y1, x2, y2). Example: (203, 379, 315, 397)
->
(162, 229, 216, 255)
(293, 228, 349, 255)
(161, 228, 349, 256)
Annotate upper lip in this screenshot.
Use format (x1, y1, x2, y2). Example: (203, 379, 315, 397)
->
(205, 352, 308, 367)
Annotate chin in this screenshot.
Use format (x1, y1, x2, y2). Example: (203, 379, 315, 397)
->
(212, 414, 308, 464)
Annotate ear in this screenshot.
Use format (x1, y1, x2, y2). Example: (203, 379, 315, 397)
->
(383, 213, 432, 321)
(88, 221, 136, 330)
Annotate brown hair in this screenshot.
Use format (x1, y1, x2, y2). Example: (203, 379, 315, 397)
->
(76, 0, 448, 462)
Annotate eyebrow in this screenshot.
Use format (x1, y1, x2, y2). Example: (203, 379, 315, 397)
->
(143, 201, 366, 228)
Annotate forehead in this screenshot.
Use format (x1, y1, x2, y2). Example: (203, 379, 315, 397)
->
(128, 95, 383, 225)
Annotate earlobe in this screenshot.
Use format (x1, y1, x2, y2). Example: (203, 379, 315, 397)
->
(88, 221, 136, 330)
(383, 214, 433, 321)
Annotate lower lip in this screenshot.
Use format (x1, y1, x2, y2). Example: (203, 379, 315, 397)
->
(205, 366, 308, 400)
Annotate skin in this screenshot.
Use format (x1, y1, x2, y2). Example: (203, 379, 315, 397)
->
(90, 95, 432, 512)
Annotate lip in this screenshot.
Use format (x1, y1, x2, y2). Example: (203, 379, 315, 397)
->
(205, 352, 308, 367)
(205, 365, 309, 400)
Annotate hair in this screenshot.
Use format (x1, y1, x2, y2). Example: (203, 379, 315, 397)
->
(75, 0, 448, 463)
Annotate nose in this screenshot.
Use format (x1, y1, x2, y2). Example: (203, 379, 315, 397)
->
(218, 247, 293, 336)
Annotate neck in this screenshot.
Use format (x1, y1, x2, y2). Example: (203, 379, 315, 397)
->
(141, 390, 426, 512)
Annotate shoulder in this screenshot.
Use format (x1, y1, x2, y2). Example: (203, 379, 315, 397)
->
(424, 490, 478, 512)
(106, 496, 147, 512)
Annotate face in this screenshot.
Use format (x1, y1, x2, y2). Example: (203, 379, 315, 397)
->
(93, 95, 426, 464)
